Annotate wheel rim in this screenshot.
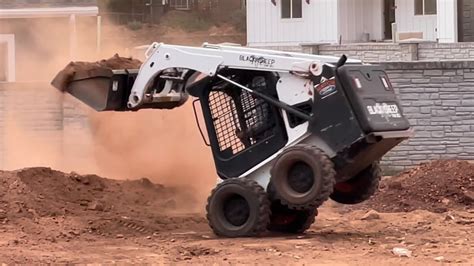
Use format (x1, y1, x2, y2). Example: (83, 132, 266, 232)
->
(334, 182, 355, 193)
(223, 195, 250, 226)
(287, 162, 314, 194)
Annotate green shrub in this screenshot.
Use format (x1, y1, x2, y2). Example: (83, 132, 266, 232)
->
(127, 20, 143, 31)
(161, 11, 212, 32)
(229, 9, 246, 32)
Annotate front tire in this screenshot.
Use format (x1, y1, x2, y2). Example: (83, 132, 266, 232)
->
(206, 178, 271, 237)
(330, 162, 381, 205)
(270, 145, 336, 210)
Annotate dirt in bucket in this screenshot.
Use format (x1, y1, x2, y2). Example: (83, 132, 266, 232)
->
(51, 54, 143, 91)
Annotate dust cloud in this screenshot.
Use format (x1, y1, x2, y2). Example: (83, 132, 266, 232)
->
(2, 116, 63, 171)
(89, 106, 216, 199)
(0, 14, 216, 208)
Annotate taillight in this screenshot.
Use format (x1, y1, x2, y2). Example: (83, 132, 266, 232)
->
(380, 76, 392, 91)
(353, 77, 362, 89)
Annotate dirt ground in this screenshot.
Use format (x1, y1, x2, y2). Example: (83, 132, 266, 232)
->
(358, 160, 474, 214)
(0, 162, 473, 264)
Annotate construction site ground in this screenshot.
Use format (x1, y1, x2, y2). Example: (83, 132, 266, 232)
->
(0, 161, 473, 264)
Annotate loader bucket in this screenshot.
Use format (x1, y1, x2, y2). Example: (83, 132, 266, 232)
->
(51, 67, 138, 112)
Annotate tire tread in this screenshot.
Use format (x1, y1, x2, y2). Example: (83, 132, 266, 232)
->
(271, 145, 336, 210)
(206, 178, 271, 237)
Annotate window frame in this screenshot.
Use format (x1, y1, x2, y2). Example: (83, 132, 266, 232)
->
(414, 0, 437, 16)
(281, 0, 303, 20)
(0, 34, 15, 82)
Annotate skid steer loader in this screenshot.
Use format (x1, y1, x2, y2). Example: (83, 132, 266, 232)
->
(52, 43, 412, 237)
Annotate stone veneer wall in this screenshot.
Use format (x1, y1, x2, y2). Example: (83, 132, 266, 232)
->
(417, 42, 474, 60)
(381, 61, 474, 171)
(259, 42, 474, 62)
(315, 43, 418, 62)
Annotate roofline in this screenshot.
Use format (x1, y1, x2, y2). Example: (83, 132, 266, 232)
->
(0, 6, 99, 19)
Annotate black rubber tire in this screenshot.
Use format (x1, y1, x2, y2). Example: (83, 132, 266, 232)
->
(269, 145, 336, 210)
(206, 178, 271, 237)
(330, 162, 382, 205)
(268, 201, 318, 234)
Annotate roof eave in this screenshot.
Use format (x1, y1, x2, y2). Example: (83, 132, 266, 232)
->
(0, 6, 99, 19)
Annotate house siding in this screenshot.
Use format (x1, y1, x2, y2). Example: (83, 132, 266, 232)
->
(395, 0, 438, 41)
(248, 0, 461, 46)
(337, 0, 383, 42)
(247, 0, 338, 47)
(0, 0, 97, 8)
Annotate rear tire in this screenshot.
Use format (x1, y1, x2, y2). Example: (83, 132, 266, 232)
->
(268, 201, 317, 234)
(206, 178, 271, 237)
(330, 162, 381, 205)
(269, 145, 336, 210)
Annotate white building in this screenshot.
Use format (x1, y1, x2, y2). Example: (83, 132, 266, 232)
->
(0, 1, 101, 171)
(0, 0, 99, 82)
(247, 0, 465, 48)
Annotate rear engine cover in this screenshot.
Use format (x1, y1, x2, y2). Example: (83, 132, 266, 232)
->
(336, 65, 410, 133)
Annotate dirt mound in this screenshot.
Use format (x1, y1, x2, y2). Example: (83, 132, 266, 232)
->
(362, 160, 474, 213)
(0, 167, 203, 240)
(2, 167, 174, 217)
(51, 54, 142, 91)
(96, 54, 143, 69)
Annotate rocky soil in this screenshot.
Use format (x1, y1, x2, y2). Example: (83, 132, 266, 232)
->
(0, 161, 473, 264)
(359, 160, 474, 213)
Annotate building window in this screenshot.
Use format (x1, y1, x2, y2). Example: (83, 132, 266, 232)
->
(282, 0, 302, 19)
(0, 43, 6, 81)
(415, 0, 437, 15)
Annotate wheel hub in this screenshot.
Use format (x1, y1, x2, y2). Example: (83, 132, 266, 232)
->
(287, 162, 314, 193)
(334, 182, 355, 193)
(223, 195, 250, 226)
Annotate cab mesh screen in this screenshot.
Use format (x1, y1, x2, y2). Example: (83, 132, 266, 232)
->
(208, 76, 275, 155)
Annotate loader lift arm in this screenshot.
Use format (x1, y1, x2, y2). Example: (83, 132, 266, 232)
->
(126, 42, 341, 114)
